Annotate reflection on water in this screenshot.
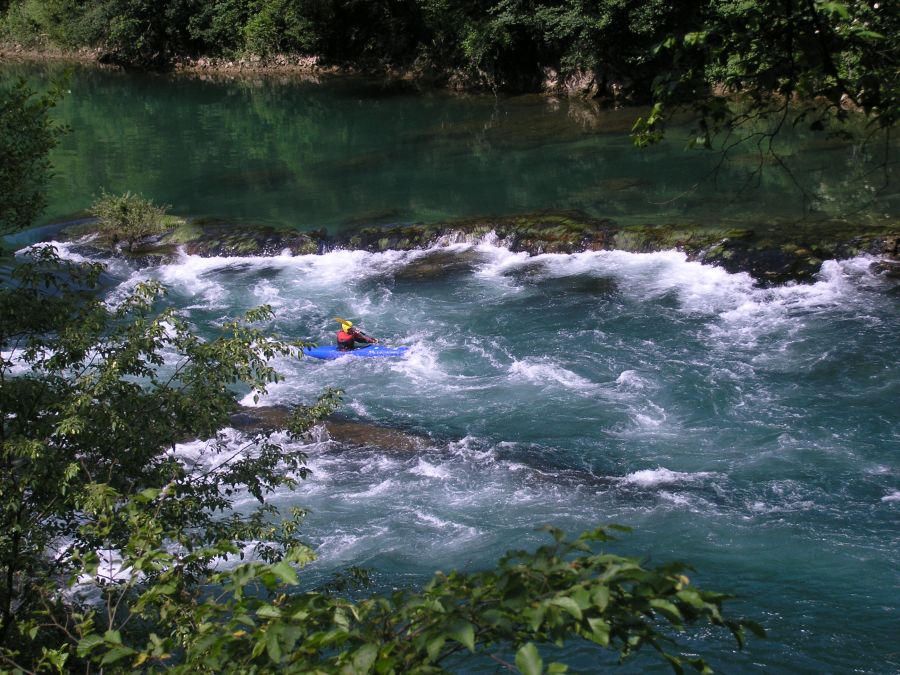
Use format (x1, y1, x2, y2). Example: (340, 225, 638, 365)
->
(3, 61, 896, 232)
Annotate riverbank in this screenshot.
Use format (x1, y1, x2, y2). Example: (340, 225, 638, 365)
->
(0, 44, 626, 98)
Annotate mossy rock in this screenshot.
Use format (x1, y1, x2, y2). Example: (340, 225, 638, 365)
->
(45, 208, 900, 286)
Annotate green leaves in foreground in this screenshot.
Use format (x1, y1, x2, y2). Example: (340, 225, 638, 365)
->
(72, 524, 762, 674)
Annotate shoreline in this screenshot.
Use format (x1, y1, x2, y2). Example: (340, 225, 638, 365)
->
(0, 44, 616, 98)
(0, 43, 453, 85)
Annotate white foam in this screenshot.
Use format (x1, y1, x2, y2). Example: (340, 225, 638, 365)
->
(313, 526, 391, 562)
(881, 491, 900, 503)
(21, 239, 135, 281)
(473, 244, 531, 279)
(657, 491, 693, 507)
(508, 357, 596, 391)
(252, 279, 283, 306)
(615, 370, 649, 389)
(23, 239, 92, 264)
(621, 467, 715, 487)
(347, 479, 399, 498)
(409, 459, 451, 480)
(1, 349, 39, 376)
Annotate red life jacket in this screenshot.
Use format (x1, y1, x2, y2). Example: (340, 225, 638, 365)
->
(337, 329, 355, 348)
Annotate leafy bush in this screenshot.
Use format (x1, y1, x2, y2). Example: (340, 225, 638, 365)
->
(90, 190, 172, 249)
(0, 0, 105, 48)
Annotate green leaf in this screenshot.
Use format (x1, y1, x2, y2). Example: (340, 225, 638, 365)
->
(100, 646, 136, 665)
(138, 487, 161, 501)
(271, 560, 299, 585)
(742, 619, 767, 639)
(818, 1, 850, 19)
(265, 628, 282, 663)
(426, 635, 446, 661)
(587, 617, 610, 646)
(257, 604, 282, 619)
(351, 644, 378, 673)
(676, 590, 707, 609)
(76, 634, 104, 657)
(448, 621, 475, 652)
(515, 642, 543, 675)
(663, 653, 685, 675)
(103, 629, 123, 645)
(650, 598, 684, 623)
(549, 596, 582, 620)
(592, 586, 610, 612)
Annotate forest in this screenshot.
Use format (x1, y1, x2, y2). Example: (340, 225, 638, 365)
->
(1, 0, 896, 122)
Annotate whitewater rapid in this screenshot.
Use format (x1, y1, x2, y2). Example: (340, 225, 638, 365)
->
(37, 237, 900, 672)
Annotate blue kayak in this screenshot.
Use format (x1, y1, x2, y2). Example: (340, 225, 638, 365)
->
(302, 345, 410, 360)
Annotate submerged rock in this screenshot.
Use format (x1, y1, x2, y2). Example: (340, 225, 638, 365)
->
(228, 406, 429, 453)
(392, 249, 485, 281)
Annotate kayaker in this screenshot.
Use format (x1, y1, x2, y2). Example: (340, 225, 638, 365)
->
(335, 318, 378, 351)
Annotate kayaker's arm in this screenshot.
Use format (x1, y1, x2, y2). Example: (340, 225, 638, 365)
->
(352, 328, 378, 344)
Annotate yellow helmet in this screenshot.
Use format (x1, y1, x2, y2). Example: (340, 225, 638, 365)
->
(334, 317, 353, 332)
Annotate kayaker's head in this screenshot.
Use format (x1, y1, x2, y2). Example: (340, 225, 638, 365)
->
(340, 320, 353, 332)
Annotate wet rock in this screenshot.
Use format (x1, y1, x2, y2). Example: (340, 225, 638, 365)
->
(870, 259, 900, 278)
(59, 217, 323, 260)
(228, 406, 428, 453)
(340, 223, 444, 252)
(392, 249, 485, 280)
(870, 236, 900, 277)
(167, 219, 321, 257)
(324, 419, 429, 453)
(51, 209, 899, 286)
(706, 245, 823, 284)
(228, 405, 293, 432)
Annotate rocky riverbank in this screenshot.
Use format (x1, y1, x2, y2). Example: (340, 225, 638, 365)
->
(56, 210, 899, 285)
(0, 44, 625, 99)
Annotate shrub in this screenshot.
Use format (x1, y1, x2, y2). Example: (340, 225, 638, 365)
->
(90, 190, 172, 250)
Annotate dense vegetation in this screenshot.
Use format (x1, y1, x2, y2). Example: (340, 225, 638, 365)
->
(0, 78, 763, 673)
(1, 0, 897, 138)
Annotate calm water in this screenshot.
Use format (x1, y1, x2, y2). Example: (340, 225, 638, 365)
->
(6, 63, 900, 672)
(4, 62, 899, 231)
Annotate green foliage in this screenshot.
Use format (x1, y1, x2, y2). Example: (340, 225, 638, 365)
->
(0, 79, 66, 236)
(450, 0, 697, 91)
(77, 523, 759, 673)
(89, 190, 173, 250)
(634, 0, 900, 146)
(41, 0, 201, 68)
(0, 245, 337, 668)
(2, 0, 896, 146)
(0, 0, 107, 48)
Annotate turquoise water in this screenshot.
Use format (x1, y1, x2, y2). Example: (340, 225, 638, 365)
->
(5, 62, 899, 231)
(6, 63, 900, 672)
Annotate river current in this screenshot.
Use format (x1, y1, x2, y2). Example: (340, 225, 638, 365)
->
(5, 63, 900, 672)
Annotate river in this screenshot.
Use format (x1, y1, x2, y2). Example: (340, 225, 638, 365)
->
(5, 62, 900, 673)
